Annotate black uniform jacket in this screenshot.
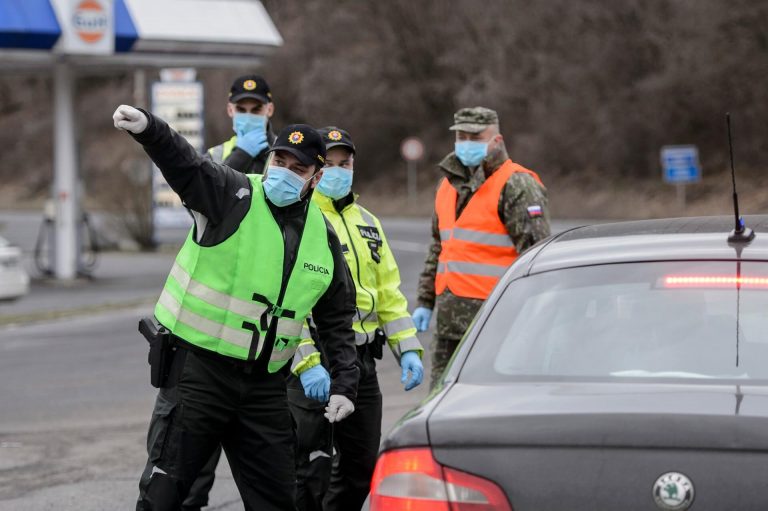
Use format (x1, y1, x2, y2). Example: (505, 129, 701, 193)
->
(131, 110, 359, 400)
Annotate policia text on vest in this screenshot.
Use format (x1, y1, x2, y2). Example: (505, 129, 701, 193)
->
(112, 105, 359, 511)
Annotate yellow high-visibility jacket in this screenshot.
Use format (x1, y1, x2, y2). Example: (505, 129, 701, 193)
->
(295, 191, 423, 368)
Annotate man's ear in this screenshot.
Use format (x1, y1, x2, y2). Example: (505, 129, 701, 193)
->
(226, 103, 236, 118)
(489, 133, 503, 150)
(310, 169, 324, 188)
(266, 102, 275, 118)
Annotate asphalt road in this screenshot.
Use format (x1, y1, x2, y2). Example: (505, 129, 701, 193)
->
(0, 214, 589, 510)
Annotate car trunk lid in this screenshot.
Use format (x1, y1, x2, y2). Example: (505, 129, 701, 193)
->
(427, 382, 768, 510)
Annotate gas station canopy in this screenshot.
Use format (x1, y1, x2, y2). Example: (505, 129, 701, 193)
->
(0, 0, 61, 50)
(0, 0, 283, 68)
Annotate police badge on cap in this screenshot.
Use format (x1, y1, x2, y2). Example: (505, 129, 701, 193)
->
(318, 126, 356, 154)
(229, 74, 272, 104)
(269, 124, 327, 167)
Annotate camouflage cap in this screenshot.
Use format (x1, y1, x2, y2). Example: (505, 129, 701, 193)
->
(449, 106, 499, 133)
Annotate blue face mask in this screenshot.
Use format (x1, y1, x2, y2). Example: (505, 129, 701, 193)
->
(233, 113, 267, 137)
(263, 166, 308, 207)
(317, 166, 354, 200)
(454, 140, 488, 167)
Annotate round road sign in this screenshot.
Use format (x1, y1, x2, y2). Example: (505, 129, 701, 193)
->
(401, 137, 425, 161)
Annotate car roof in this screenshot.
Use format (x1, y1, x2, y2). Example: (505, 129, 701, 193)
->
(526, 215, 768, 275)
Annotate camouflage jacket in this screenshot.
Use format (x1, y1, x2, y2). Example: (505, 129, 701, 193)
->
(417, 145, 551, 328)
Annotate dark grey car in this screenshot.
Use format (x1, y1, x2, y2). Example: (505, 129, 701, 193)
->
(371, 216, 768, 511)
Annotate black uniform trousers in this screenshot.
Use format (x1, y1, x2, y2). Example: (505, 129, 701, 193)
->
(287, 380, 333, 511)
(138, 438, 221, 510)
(288, 348, 382, 511)
(135, 348, 296, 511)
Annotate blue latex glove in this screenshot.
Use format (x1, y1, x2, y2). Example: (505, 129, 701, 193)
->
(400, 351, 424, 391)
(236, 128, 269, 157)
(299, 365, 330, 402)
(412, 307, 432, 332)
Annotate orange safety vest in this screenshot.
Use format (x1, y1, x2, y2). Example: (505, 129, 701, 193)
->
(435, 160, 543, 300)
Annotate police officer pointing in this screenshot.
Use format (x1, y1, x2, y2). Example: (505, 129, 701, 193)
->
(148, 75, 276, 510)
(207, 74, 276, 172)
(113, 104, 359, 511)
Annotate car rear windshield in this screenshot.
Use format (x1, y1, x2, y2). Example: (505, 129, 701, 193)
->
(460, 261, 768, 383)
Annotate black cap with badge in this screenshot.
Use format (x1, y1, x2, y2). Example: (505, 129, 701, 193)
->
(268, 124, 327, 168)
(318, 126, 356, 154)
(229, 74, 272, 104)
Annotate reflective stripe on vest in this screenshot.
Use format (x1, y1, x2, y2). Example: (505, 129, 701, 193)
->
(296, 324, 371, 347)
(354, 331, 369, 346)
(450, 227, 514, 247)
(157, 289, 252, 349)
(301, 310, 379, 347)
(353, 309, 378, 346)
(294, 340, 316, 360)
(208, 136, 237, 164)
(154, 176, 333, 371)
(161, 261, 304, 338)
(436, 261, 508, 278)
(353, 316, 419, 350)
(381, 316, 416, 337)
(358, 207, 376, 228)
(435, 160, 543, 300)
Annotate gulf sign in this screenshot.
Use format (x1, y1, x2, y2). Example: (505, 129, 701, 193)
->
(73, 0, 109, 44)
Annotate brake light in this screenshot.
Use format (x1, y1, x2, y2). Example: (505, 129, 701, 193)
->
(663, 275, 768, 288)
(370, 448, 513, 511)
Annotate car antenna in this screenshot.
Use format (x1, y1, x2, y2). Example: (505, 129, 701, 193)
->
(726, 113, 755, 243)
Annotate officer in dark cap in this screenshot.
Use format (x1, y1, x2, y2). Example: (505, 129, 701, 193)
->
(207, 74, 276, 173)
(113, 104, 359, 511)
(287, 126, 424, 511)
(136, 72, 279, 511)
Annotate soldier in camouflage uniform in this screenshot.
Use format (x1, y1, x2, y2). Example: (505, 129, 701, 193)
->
(413, 107, 552, 388)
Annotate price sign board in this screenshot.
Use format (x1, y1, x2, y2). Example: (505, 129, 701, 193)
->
(150, 80, 204, 229)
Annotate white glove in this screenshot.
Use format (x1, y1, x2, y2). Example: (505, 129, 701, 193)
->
(112, 104, 148, 134)
(324, 394, 354, 423)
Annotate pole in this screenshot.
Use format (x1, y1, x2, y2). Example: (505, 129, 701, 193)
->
(53, 62, 78, 280)
(134, 68, 147, 109)
(134, 69, 155, 246)
(407, 160, 417, 207)
(676, 183, 686, 214)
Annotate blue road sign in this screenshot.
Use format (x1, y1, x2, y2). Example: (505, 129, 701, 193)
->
(661, 145, 701, 184)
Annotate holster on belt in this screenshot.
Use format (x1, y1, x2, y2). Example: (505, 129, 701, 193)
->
(138, 317, 175, 388)
(370, 328, 386, 360)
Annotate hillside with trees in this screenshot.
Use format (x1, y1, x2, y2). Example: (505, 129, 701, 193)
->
(1, 0, 766, 224)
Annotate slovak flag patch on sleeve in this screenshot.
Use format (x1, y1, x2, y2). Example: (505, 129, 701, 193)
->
(527, 205, 543, 218)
